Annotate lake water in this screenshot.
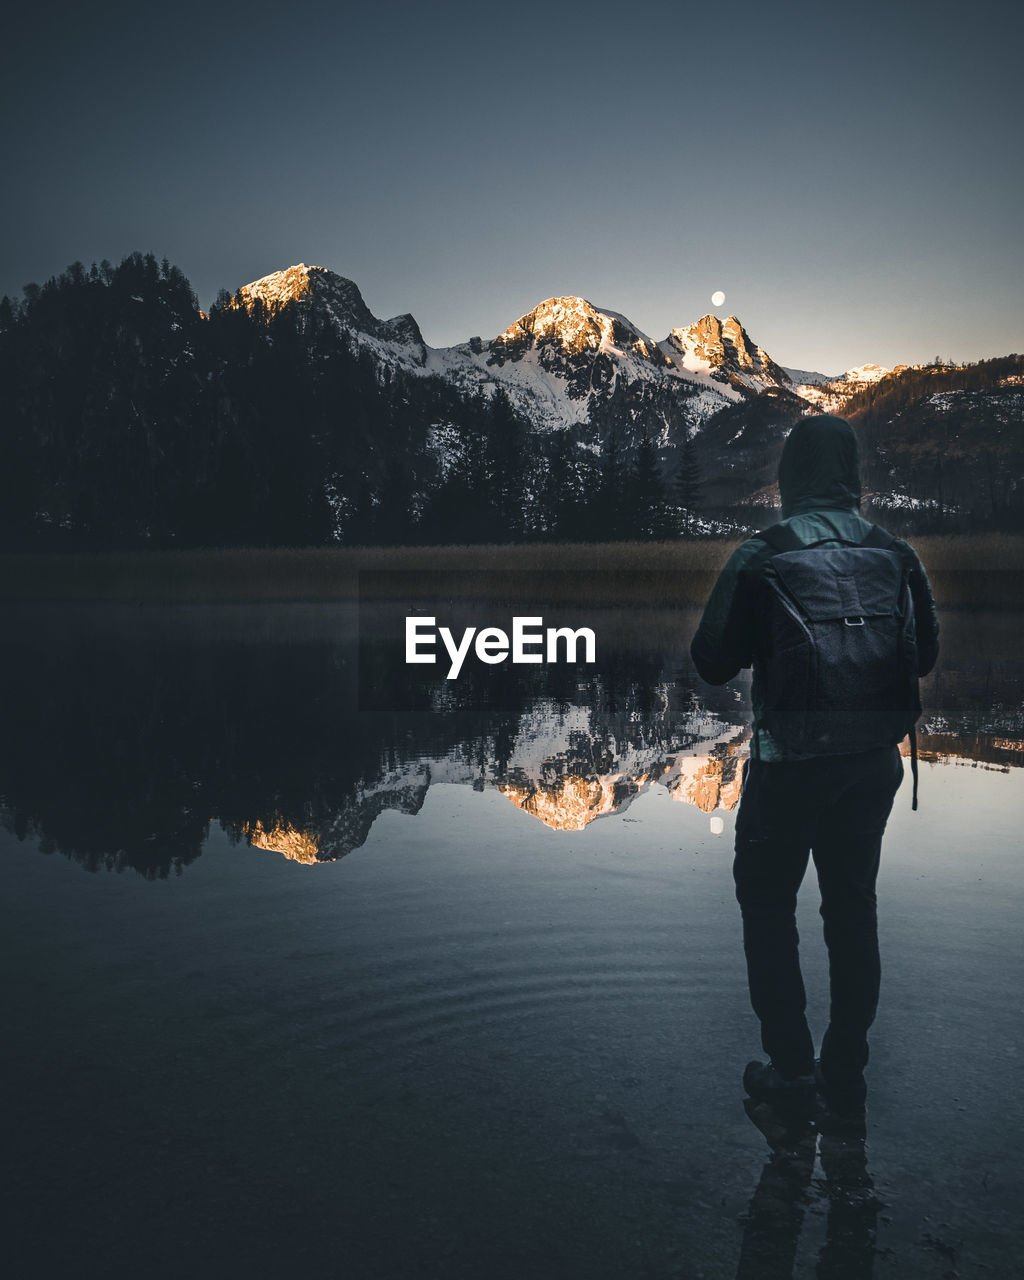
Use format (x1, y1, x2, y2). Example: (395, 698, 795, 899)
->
(2, 602, 1022, 1278)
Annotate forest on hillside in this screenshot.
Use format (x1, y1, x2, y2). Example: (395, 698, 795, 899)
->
(846, 358, 1024, 524)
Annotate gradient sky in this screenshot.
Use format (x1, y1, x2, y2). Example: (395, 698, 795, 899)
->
(2, 0, 1021, 373)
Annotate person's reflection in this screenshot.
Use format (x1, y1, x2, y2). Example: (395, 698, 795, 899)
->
(737, 1101, 882, 1278)
(816, 1119, 881, 1280)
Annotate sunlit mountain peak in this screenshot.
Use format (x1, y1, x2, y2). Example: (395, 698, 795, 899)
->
(493, 295, 665, 363)
(663, 313, 791, 392)
(235, 263, 426, 351)
(238, 262, 362, 313)
(790, 359, 894, 411)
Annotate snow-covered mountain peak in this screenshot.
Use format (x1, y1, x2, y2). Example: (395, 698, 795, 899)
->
(238, 263, 368, 322)
(842, 362, 890, 384)
(662, 313, 791, 393)
(236, 263, 425, 353)
(791, 360, 893, 411)
(492, 296, 664, 364)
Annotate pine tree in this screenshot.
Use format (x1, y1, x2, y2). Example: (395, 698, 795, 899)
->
(674, 430, 702, 536)
(628, 436, 668, 540)
(484, 387, 528, 541)
(539, 432, 600, 541)
(595, 428, 626, 541)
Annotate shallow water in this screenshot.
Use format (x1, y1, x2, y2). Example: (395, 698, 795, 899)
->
(2, 603, 1022, 1277)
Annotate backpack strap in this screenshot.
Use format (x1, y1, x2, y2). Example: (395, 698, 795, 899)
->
(757, 522, 897, 554)
(909, 725, 919, 811)
(755, 523, 803, 553)
(860, 524, 897, 550)
(864, 524, 921, 808)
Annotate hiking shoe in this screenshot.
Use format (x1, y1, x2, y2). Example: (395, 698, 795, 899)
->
(743, 1060, 816, 1115)
(814, 1059, 867, 1126)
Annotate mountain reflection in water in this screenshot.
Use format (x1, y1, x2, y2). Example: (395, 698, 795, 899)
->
(0, 603, 1020, 875)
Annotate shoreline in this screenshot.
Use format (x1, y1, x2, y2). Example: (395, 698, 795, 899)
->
(0, 535, 1020, 608)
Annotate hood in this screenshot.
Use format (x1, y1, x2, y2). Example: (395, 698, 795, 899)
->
(778, 414, 861, 518)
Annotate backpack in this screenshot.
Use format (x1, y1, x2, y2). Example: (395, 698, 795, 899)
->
(754, 522, 922, 806)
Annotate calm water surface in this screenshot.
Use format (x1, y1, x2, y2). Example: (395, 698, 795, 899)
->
(2, 603, 1022, 1278)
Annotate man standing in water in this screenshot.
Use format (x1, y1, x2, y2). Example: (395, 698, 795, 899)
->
(690, 414, 939, 1119)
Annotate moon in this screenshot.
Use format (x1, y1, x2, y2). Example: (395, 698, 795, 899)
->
(711, 290, 726, 307)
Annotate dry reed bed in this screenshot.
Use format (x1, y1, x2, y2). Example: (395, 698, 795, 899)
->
(0, 535, 1020, 608)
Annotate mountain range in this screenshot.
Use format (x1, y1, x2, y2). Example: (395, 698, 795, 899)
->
(229, 262, 1023, 533)
(0, 250, 1020, 549)
(234, 262, 883, 434)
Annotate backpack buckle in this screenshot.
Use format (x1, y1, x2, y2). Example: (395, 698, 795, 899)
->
(844, 616, 865, 626)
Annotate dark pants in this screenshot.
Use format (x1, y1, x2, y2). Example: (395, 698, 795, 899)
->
(733, 745, 904, 1084)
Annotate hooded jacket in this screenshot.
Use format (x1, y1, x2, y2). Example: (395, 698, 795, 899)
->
(689, 414, 940, 761)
